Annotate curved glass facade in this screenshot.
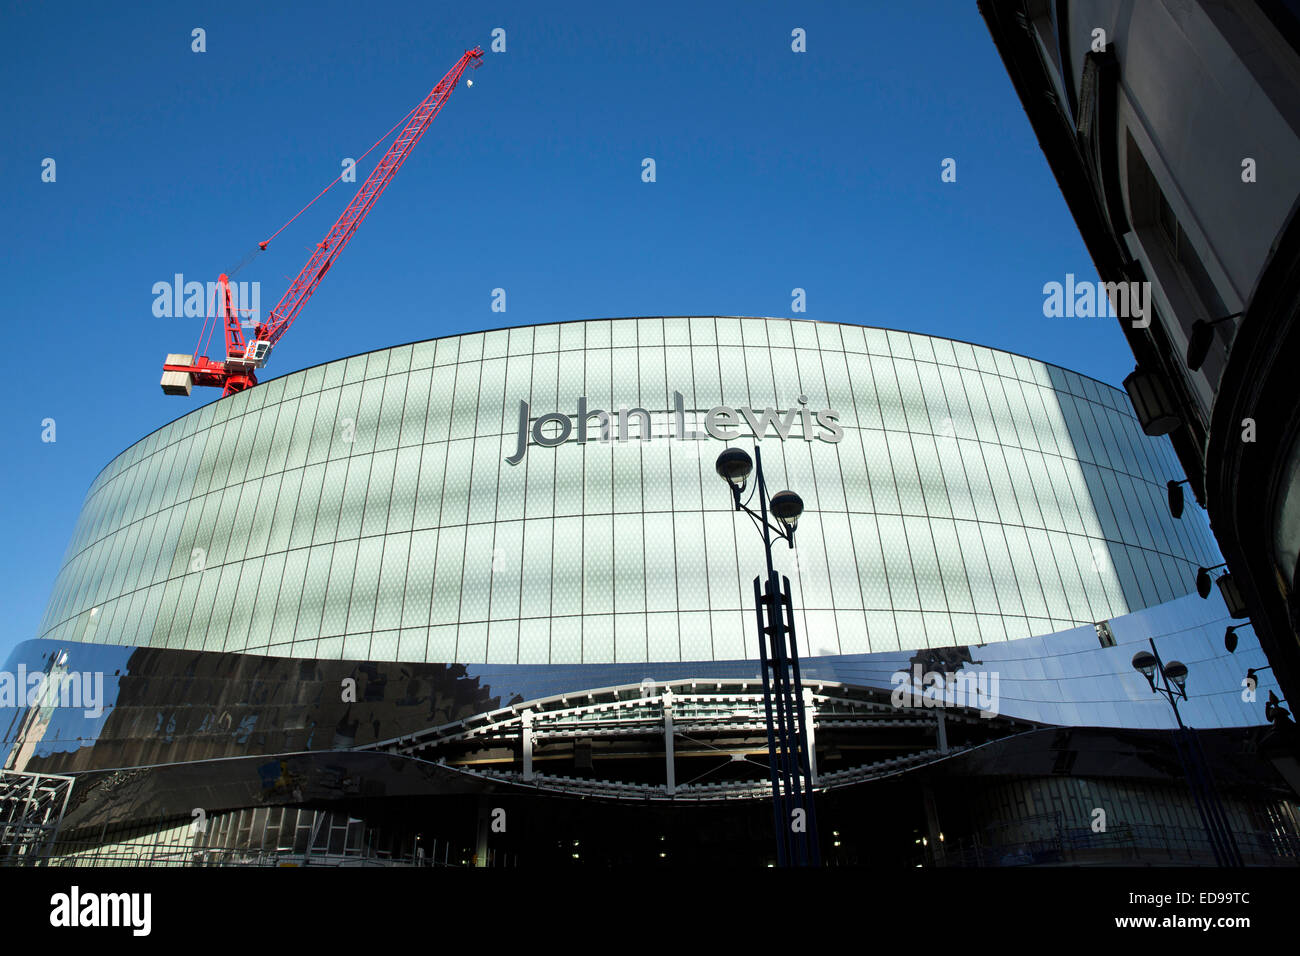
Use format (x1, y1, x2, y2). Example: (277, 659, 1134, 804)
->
(36, 318, 1220, 663)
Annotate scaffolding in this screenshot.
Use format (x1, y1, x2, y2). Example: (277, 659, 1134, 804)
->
(0, 768, 74, 866)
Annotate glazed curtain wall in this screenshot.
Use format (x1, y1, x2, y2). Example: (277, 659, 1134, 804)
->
(36, 318, 1220, 663)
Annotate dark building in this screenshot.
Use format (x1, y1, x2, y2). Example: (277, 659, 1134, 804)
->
(980, 0, 1300, 724)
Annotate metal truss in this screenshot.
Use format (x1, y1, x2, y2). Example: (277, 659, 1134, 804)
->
(0, 769, 75, 866)
(363, 678, 1034, 802)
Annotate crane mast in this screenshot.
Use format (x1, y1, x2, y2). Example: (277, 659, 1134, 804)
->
(161, 47, 484, 398)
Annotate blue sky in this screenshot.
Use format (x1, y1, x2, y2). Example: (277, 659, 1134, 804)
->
(0, 1, 1129, 658)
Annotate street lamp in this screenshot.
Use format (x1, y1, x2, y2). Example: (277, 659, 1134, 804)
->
(714, 445, 819, 867)
(1163, 660, 1189, 696)
(769, 491, 804, 534)
(1194, 564, 1249, 617)
(1186, 311, 1243, 372)
(715, 447, 753, 495)
(1265, 690, 1292, 727)
(1216, 574, 1249, 619)
(1195, 563, 1226, 599)
(1131, 650, 1157, 684)
(1224, 623, 1250, 653)
(1167, 479, 1189, 519)
(1123, 368, 1181, 435)
(1131, 639, 1241, 866)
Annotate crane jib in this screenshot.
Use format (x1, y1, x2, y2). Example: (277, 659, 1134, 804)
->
(159, 46, 485, 398)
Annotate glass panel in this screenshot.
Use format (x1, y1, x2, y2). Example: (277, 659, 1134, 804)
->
(413, 444, 447, 531)
(490, 520, 523, 621)
(583, 514, 614, 614)
(613, 612, 647, 663)
(449, 361, 481, 442)
(877, 514, 919, 611)
(979, 522, 1023, 616)
(374, 532, 410, 631)
(351, 378, 384, 455)
(440, 439, 473, 526)
(643, 513, 677, 613)
(519, 519, 553, 619)
(297, 544, 334, 640)
(460, 523, 494, 621)
(848, 513, 890, 609)
(387, 446, 420, 534)
(468, 435, 502, 524)
(345, 537, 383, 635)
(930, 518, 974, 613)
(402, 529, 438, 629)
(613, 512, 646, 613)
(430, 526, 466, 626)
(361, 450, 396, 538)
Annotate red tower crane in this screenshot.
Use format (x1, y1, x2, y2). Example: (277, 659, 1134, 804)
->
(161, 47, 484, 397)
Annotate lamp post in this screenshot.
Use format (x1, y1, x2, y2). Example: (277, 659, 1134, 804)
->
(1131, 639, 1242, 866)
(1166, 479, 1189, 519)
(715, 445, 820, 867)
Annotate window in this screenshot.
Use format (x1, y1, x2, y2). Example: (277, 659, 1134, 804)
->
(1127, 131, 1227, 321)
(1125, 131, 1234, 401)
(1153, 190, 1228, 321)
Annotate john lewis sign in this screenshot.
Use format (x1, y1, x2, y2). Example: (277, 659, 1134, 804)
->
(506, 391, 842, 465)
